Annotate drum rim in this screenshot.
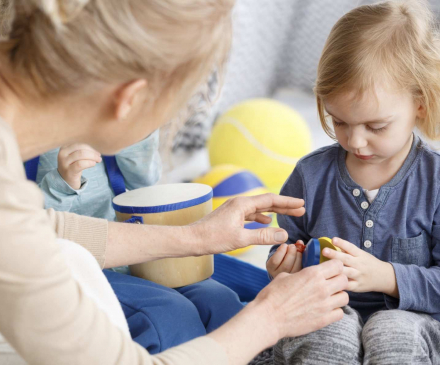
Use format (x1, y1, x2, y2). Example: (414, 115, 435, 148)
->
(113, 187, 213, 214)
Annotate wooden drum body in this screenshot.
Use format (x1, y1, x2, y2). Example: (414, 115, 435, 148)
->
(113, 183, 214, 288)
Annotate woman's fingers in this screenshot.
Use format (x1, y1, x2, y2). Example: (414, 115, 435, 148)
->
(240, 194, 305, 218)
(253, 213, 272, 224)
(310, 259, 344, 280)
(244, 227, 289, 246)
(342, 266, 358, 280)
(324, 269, 349, 295)
(328, 291, 350, 312)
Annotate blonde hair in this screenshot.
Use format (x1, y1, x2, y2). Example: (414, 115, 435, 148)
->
(315, 0, 440, 140)
(0, 0, 233, 118)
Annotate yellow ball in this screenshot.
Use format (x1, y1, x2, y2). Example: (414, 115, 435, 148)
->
(194, 164, 271, 256)
(208, 99, 312, 192)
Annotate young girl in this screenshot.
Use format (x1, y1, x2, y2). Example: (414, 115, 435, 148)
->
(267, 0, 440, 363)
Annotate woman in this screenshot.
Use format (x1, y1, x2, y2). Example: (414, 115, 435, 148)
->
(0, 1, 349, 364)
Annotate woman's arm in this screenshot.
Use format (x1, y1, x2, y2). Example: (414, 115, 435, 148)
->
(104, 194, 306, 268)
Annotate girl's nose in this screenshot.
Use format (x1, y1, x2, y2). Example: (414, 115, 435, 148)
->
(347, 128, 368, 150)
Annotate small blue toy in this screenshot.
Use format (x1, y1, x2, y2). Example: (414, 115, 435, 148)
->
(300, 237, 341, 268)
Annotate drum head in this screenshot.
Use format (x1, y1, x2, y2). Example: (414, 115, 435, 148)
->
(113, 183, 213, 214)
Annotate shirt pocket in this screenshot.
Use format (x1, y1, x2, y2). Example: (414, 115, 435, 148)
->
(391, 231, 431, 267)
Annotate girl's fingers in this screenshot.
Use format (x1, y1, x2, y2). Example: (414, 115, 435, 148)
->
(291, 251, 303, 273)
(332, 237, 361, 256)
(267, 244, 288, 270)
(322, 248, 354, 267)
(278, 244, 297, 273)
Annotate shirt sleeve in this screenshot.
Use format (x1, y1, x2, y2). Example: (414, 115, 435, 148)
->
(39, 168, 88, 206)
(268, 164, 310, 262)
(115, 130, 162, 191)
(385, 188, 440, 314)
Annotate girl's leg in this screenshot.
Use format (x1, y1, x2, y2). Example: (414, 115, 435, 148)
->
(104, 270, 206, 354)
(274, 306, 363, 365)
(175, 278, 244, 333)
(363, 310, 440, 365)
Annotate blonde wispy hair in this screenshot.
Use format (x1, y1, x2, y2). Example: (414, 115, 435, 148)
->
(0, 0, 233, 120)
(315, 0, 440, 140)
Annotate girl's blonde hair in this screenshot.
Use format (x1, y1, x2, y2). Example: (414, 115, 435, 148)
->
(315, 0, 440, 140)
(0, 0, 233, 117)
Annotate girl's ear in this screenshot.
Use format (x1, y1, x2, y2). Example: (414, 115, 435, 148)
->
(113, 79, 148, 121)
(415, 98, 427, 120)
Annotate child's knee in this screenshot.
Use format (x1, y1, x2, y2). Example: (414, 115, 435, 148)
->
(274, 307, 363, 364)
(363, 310, 414, 343)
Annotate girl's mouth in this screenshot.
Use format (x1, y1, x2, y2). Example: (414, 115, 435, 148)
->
(354, 154, 374, 160)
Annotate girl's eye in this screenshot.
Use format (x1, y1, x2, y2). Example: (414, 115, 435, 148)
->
(333, 120, 345, 127)
(366, 125, 387, 134)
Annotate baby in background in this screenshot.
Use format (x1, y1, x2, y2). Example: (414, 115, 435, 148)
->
(34, 130, 161, 222)
(267, 1, 440, 364)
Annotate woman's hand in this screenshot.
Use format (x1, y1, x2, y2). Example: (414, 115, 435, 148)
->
(259, 259, 349, 339)
(322, 237, 398, 297)
(189, 193, 305, 255)
(57, 144, 102, 189)
(208, 259, 349, 364)
(266, 241, 304, 279)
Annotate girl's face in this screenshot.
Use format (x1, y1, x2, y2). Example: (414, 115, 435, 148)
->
(324, 84, 424, 165)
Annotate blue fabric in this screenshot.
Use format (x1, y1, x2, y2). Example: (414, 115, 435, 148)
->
(212, 254, 270, 302)
(103, 270, 244, 353)
(102, 155, 127, 196)
(35, 130, 161, 221)
(24, 156, 40, 182)
(270, 134, 440, 322)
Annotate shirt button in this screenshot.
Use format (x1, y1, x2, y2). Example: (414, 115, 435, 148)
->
(361, 201, 369, 209)
(353, 189, 361, 197)
(366, 220, 374, 228)
(364, 240, 372, 248)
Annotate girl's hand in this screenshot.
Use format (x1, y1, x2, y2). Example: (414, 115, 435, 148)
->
(266, 241, 304, 279)
(322, 237, 398, 297)
(57, 144, 102, 189)
(189, 193, 305, 255)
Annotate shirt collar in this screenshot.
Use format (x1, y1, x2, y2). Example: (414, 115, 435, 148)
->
(337, 133, 422, 189)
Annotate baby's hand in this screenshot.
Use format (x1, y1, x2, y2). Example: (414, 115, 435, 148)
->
(266, 240, 304, 279)
(57, 144, 102, 189)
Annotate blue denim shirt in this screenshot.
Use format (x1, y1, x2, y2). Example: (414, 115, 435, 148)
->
(270, 135, 440, 322)
(35, 130, 161, 221)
